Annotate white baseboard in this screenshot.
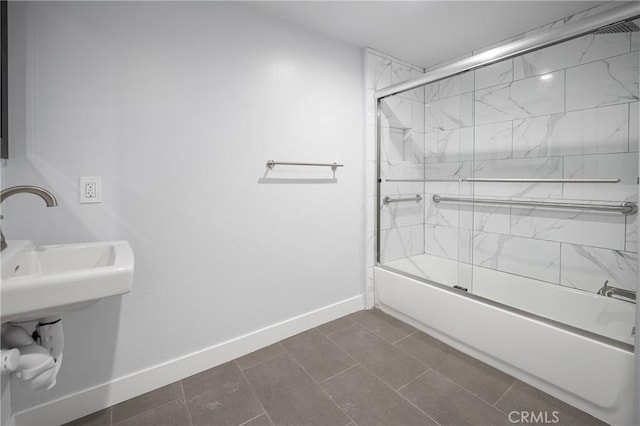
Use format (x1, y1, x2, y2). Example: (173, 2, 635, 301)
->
(12, 295, 364, 426)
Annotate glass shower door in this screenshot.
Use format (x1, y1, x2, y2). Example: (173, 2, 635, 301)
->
(377, 79, 468, 289)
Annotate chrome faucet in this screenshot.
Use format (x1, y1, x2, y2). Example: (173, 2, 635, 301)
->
(597, 281, 636, 303)
(0, 186, 58, 251)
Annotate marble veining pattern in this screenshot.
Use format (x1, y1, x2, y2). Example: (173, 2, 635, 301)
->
(473, 205, 511, 235)
(438, 71, 474, 99)
(435, 202, 473, 230)
(366, 53, 391, 90)
(512, 104, 629, 158)
(391, 62, 413, 86)
(565, 51, 639, 111)
(560, 244, 638, 292)
(406, 131, 425, 163)
(474, 121, 513, 160)
(381, 96, 412, 130)
(473, 157, 563, 199)
(380, 226, 412, 263)
(424, 132, 438, 163)
(424, 161, 471, 195)
(412, 100, 425, 133)
(473, 232, 561, 284)
(437, 127, 473, 162)
(475, 59, 513, 91)
(411, 224, 425, 256)
(423, 193, 438, 226)
(562, 153, 639, 202)
(474, 71, 564, 125)
(381, 197, 424, 230)
(424, 82, 438, 102)
(380, 128, 403, 163)
(381, 161, 424, 196)
(510, 206, 626, 250)
(625, 212, 637, 253)
(424, 225, 470, 262)
(392, 62, 425, 102)
(629, 102, 638, 152)
(425, 93, 473, 131)
(513, 33, 631, 80)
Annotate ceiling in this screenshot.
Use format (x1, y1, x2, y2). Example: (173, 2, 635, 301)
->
(246, 1, 607, 69)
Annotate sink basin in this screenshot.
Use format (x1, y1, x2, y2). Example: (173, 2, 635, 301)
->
(1, 240, 134, 323)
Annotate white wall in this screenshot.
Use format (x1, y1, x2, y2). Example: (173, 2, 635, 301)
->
(4, 1, 364, 414)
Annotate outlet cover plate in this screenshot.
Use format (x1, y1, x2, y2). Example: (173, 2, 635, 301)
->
(80, 176, 102, 204)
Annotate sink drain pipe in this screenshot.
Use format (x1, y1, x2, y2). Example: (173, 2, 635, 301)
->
(1, 317, 63, 390)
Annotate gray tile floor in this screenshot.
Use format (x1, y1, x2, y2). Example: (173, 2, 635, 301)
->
(65, 310, 606, 426)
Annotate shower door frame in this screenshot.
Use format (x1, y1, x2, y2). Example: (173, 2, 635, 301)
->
(375, 1, 640, 264)
(373, 1, 640, 348)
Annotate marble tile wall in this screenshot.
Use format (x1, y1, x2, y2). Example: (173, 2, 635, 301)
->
(369, 7, 639, 299)
(421, 29, 639, 294)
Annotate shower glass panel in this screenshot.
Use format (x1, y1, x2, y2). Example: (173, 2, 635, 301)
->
(377, 24, 639, 346)
(378, 76, 471, 292)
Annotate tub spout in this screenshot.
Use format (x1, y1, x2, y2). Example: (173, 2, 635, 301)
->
(597, 281, 636, 303)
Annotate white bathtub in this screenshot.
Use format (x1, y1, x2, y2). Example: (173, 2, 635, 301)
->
(384, 253, 636, 345)
(375, 266, 635, 425)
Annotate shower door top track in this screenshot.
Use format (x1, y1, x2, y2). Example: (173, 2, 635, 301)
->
(374, 1, 640, 101)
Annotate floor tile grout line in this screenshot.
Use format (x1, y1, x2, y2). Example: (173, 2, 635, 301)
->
(325, 323, 433, 392)
(429, 350, 518, 408)
(111, 396, 186, 426)
(493, 379, 516, 408)
(350, 313, 417, 346)
(430, 369, 512, 417)
(395, 368, 431, 392)
(395, 388, 443, 426)
(391, 330, 417, 345)
(319, 362, 361, 384)
(282, 328, 360, 381)
(389, 333, 440, 372)
(324, 324, 359, 350)
(433, 367, 515, 411)
(110, 381, 187, 425)
(179, 381, 194, 426)
(237, 412, 268, 426)
(90, 311, 593, 426)
(328, 322, 418, 362)
(288, 354, 357, 426)
(331, 314, 513, 413)
(305, 328, 361, 368)
(351, 359, 428, 404)
(324, 323, 359, 338)
(236, 360, 276, 426)
(236, 343, 288, 371)
(432, 363, 514, 409)
(233, 359, 242, 371)
(315, 319, 357, 337)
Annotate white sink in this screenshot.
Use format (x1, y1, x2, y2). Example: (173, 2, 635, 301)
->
(1, 240, 134, 323)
